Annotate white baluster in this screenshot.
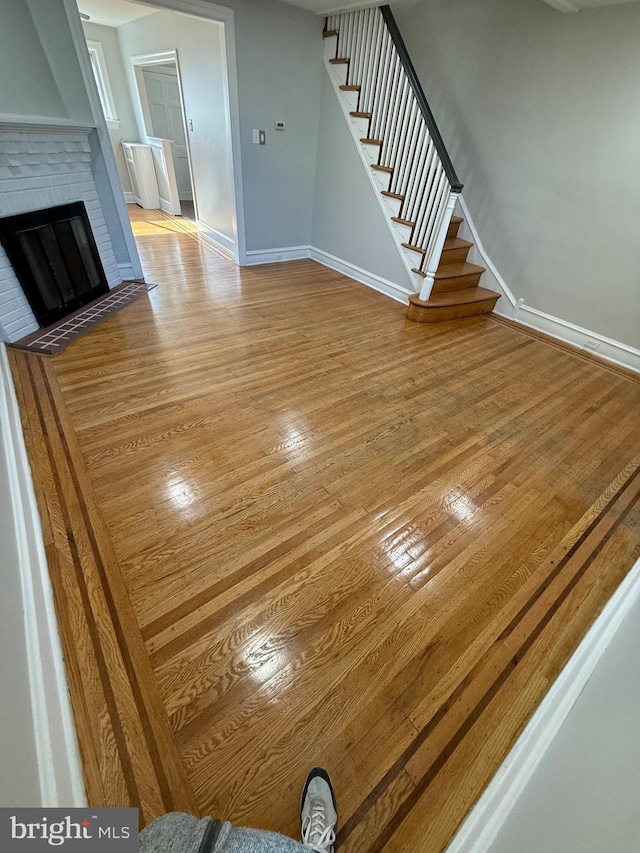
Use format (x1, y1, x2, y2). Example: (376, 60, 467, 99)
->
(418, 192, 458, 302)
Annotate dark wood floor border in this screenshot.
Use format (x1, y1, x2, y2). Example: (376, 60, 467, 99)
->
(338, 461, 640, 848)
(9, 350, 197, 823)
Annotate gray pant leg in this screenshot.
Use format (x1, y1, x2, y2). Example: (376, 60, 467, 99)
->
(140, 813, 307, 853)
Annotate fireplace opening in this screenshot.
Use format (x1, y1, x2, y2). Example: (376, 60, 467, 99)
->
(0, 201, 110, 328)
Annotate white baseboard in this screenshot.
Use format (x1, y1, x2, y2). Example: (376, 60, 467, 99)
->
(244, 246, 311, 266)
(197, 221, 238, 263)
(0, 344, 86, 808)
(510, 305, 640, 374)
(123, 192, 136, 204)
(456, 196, 639, 375)
(310, 247, 413, 305)
(446, 554, 640, 853)
(117, 263, 137, 281)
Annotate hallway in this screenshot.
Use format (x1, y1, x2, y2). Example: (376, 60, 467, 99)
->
(9, 206, 640, 851)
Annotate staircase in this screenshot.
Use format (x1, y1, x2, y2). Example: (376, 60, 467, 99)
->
(323, 7, 500, 323)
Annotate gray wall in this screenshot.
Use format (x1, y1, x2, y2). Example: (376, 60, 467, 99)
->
(312, 70, 414, 290)
(116, 0, 324, 254)
(0, 0, 65, 118)
(227, 0, 323, 252)
(82, 21, 140, 194)
(488, 584, 640, 853)
(0, 370, 40, 807)
(393, 0, 640, 348)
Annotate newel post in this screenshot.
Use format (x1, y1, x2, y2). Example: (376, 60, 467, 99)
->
(418, 192, 459, 302)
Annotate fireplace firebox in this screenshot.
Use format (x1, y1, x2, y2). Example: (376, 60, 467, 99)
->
(0, 201, 110, 328)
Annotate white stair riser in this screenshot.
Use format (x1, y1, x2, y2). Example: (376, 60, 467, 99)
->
(360, 142, 379, 165)
(392, 221, 413, 242)
(381, 197, 402, 219)
(403, 247, 423, 267)
(350, 116, 370, 137)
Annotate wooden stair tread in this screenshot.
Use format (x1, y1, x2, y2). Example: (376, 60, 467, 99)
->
(361, 138, 383, 145)
(351, 111, 372, 119)
(381, 190, 405, 201)
(392, 217, 415, 228)
(340, 85, 360, 91)
(330, 58, 349, 64)
(322, 29, 339, 38)
(443, 237, 473, 251)
(371, 163, 393, 173)
(424, 286, 499, 307)
(451, 216, 463, 225)
(435, 261, 485, 279)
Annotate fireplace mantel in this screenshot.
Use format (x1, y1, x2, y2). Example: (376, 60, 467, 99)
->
(0, 113, 97, 135)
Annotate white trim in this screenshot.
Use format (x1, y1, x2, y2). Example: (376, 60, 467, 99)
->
(106, 119, 121, 130)
(512, 305, 640, 374)
(456, 196, 639, 375)
(446, 555, 640, 853)
(0, 344, 86, 808)
(245, 246, 311, 266)
(63, 0, 144, 281)
(123, 192, 136, 204)
(456, 196, 516, 308)
(86, 40, 118, 122)
(127, 0, 247, 265)
(197, 221, 237, 262)
(310, 247, 412, 305)
(117, 262, 137, 280)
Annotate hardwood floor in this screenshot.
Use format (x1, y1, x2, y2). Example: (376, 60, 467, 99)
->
(10, 205, 640, 850)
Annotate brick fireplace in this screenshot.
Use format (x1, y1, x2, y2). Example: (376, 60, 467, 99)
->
(0, 128, 121, 342)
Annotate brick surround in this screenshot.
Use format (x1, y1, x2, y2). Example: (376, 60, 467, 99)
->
(0, 129, 120, 342)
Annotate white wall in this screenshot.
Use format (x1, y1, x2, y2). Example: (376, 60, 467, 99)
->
(392, 0, 640, 349)
(118, 10, 236, 248)
(312, 70, 414, 290)
(82, 21, 140, 194)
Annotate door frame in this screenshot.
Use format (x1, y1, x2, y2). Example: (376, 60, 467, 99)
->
(125, 0, 247, 265)
(131, 49, 194, 219)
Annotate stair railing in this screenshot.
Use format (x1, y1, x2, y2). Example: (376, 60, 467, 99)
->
(325, 5, 463, 301)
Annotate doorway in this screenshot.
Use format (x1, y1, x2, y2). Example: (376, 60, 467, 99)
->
(141, 62, 195, 217)
(76, 0, 246, 264)
(132, 50, 195, 220)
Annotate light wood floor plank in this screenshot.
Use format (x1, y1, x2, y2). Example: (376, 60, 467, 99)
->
(10, 205, 640, 849)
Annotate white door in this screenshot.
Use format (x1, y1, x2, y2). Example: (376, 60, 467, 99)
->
(143, 67, 193, 201)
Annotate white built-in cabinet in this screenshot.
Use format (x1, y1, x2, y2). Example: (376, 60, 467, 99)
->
(121, 143, 160, 209)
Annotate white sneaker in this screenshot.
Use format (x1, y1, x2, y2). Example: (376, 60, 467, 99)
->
(300, 767, 338, 853)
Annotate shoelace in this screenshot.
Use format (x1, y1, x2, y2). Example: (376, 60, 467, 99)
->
(301, 799, 336, 853)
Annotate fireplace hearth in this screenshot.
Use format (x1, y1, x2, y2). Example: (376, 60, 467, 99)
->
(0, 201, 110, 328)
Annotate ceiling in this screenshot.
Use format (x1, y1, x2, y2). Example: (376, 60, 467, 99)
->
(76, 0, 158, 28)
(282, 0, 640, 12)
(541, 0, 640, 10)
(75, 0, 640, 26)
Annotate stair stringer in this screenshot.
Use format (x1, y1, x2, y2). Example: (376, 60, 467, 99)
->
(323, 35, 424, 295)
